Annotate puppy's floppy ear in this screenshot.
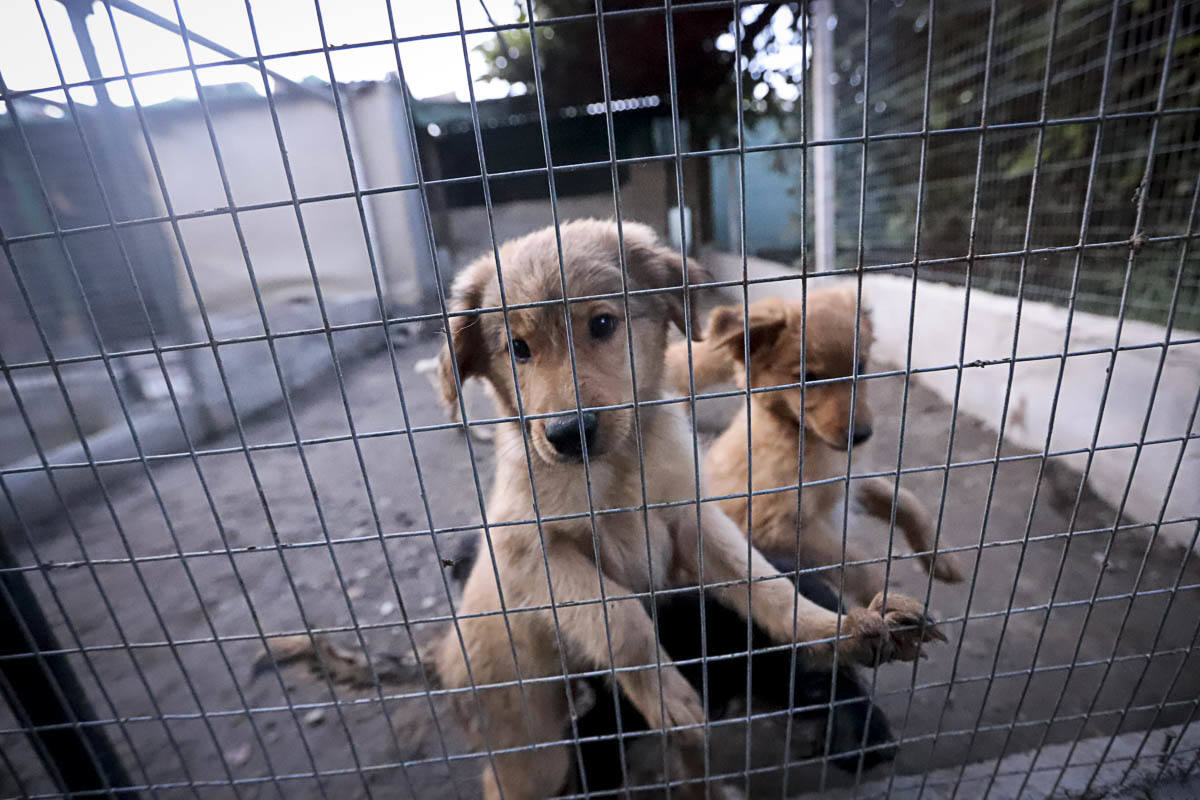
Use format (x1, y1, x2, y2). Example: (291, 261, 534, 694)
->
(438, 259, 491, 412)
(621, 222, 712, 341)
(705, 297, 789, 363)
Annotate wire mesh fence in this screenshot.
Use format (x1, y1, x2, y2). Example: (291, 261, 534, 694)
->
(816, 0, 1200, 326)
(1, 0, 1198, 799)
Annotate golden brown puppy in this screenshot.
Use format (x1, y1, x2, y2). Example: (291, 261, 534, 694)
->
(433, 222, 944, 800)
(668, 289, 965, 608)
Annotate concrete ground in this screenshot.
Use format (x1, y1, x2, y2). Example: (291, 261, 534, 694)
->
(827, 722, 1200, 799)
(2, 333, 1198, 799)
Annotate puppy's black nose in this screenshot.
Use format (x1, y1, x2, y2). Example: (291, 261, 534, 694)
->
(545, 412, 598, 459)
(852, 422, 873, 446)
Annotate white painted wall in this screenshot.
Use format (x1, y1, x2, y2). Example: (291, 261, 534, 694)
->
(140, 83, 428, 336)
(867, 274, 1198, 545)
(435, 163, 672, 264)
(346, 81, 436, 310)
(138, 85, 674, 333)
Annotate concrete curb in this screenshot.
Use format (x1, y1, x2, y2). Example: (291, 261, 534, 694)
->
(805, 723, 1200, 799)
(1, 297, 392, 532)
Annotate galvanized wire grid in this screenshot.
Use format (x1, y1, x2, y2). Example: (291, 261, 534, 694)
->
(833, 0, 1199, 325)
(0, 1, 1198, 799)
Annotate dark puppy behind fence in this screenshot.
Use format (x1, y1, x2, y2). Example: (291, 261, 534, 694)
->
(449, 540, 897, 796)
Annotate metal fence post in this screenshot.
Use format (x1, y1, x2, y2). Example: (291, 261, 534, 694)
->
(811, 0, 837, 272)
(0, 534, 137, 798)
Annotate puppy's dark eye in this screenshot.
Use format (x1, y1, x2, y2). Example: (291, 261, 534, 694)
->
(800, 371, 817, 382)
(511, 338, 531, 362)
(589, 314, 617, 340)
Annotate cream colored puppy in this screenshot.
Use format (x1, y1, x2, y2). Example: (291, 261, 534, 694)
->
(433, 221, 944, 800)
(669, 291, 965, 607)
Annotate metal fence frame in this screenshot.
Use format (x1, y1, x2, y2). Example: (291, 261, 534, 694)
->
(1, 0, 1198, 798)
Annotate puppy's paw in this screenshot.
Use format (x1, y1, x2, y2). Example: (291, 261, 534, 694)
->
(870, 591, 946, 662)
(837, 606, 893, 666)
(925, 550, 966, 584)
(658, 668, 706, 735)
(656, 669, 707, 796)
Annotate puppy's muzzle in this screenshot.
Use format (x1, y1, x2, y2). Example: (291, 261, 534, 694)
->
(544, 411, 599, 460)
(852, 422, 873, 446)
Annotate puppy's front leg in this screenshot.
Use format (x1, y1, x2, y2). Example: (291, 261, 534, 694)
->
(673, 508, 946, 668)
(856, 477, 965, 584)
(539, 540, 706, 753)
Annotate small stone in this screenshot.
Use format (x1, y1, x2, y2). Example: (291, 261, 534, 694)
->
(379, 601, 396, 617)
(355, 567, 370, 582)
(303, 708, 326, 726)
(347, 586, 365, 601)
(420, 596, 436, 611)
(225, 742, 252, 767)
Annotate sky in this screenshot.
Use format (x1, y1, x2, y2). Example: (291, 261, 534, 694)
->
(0, 0, 522, 109)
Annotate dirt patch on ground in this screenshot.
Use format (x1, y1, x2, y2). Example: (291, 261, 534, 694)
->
(3, 336, 1197, 799)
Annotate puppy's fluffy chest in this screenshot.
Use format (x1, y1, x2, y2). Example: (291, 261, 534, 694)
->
(568, 509, 676, 593)
(493, 406, 700, 593)
(708, 402, 847, 524)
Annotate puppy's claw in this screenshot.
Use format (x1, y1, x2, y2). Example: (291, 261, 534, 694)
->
(862, 591, 947, 663)
(924, 617, 950, 643)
